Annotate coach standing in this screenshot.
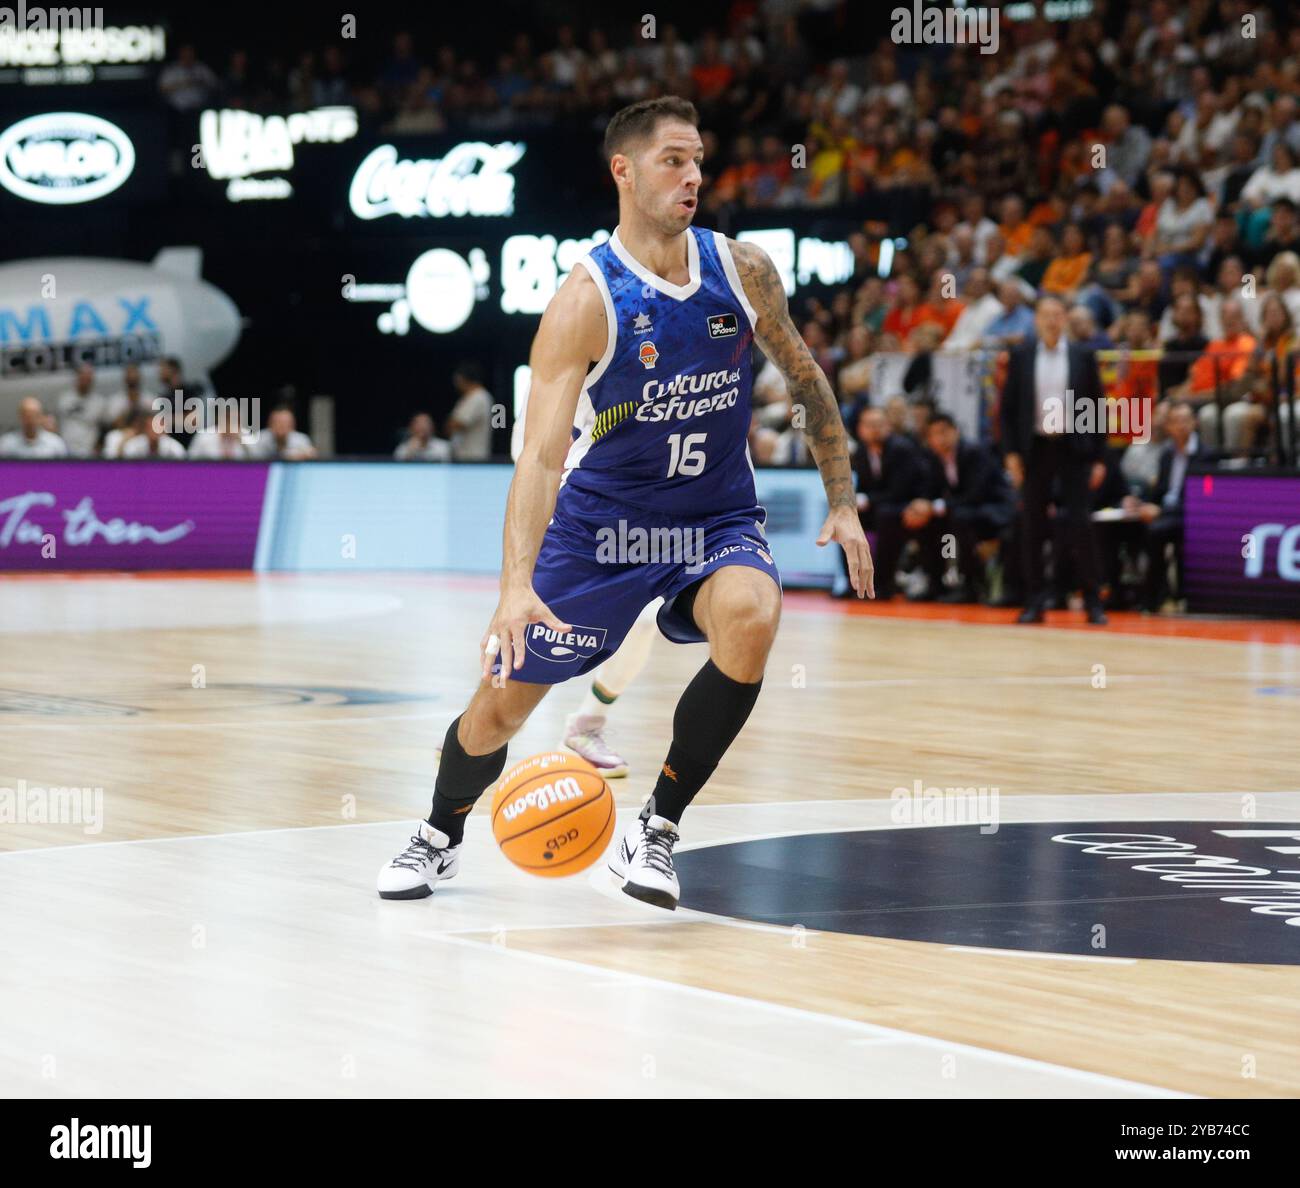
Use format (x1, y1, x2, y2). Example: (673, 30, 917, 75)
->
(1001, 296, 1109, 625)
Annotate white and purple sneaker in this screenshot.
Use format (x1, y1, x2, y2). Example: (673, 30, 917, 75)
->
(561, 713, 629, 778)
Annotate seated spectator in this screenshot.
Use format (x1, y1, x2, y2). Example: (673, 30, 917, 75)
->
(1040, 223, 1093, 303)
(882, 274, 926, 343)
(1206, 291, 1297, 452)
(946, 225, 980, 292)
(1170, 298, 1256, 444)
(102, 364, 149, 434)
(1106, 311, 1160, 412)
(1199, 210, 1244, 284)
(909, 412, 1016, 602)
(837, 326, 875, 406)
(1068, 304, 1113, 351)
(956, 191, 999, 264)
(120, 413, 187, 459)
(883, 395, 910, 438)
(944, 269, 1003, 349)
(1079, 223, 1136, 328)
(1154, 169, 1214, 275)
(1015, 226, 1056, 291)
(253, 406, 317, 460)
(984, 229, 1024, 285)
(847, 405, 922, 600)
(0, 397, 67, 458)
(1098, 103, 1152, 191)
(1124, 402, 1206, 610)
(998, 194, 1034, 257)
(1241, 142, 1300, 209)
(395, 412, 452, 461)
(1120, 398, 1170, 492)
(852, 276, 888, 334)
(1118, 258, 1168, 326)
(979, 279, 1036, 349)
(1248, 198, 1300, 272)
(1212, 131, 1262, 208)
(1135, 170, 1175, 244)
(189, 424, 254, 460)
(56, 363, 107, 459)
(1156, 265, 1215, 341)
(1203, 254, 1258, 337)
(1158, 294, 1210, 393)
(915, 273, 966, 339)
(1264, 250, 1300, 328)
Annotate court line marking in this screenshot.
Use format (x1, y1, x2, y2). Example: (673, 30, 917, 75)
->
(4, 669, 1298, 727)
(946, 946, 1137, 964)
(0, 793, 1295, 857)
(419, 930, 1186, 1097)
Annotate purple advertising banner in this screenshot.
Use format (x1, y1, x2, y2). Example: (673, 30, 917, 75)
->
(1184, 472, 1300, 617)
(0, 462, 268, 571)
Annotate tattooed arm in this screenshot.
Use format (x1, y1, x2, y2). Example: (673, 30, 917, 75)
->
(730, 238, 875, 598)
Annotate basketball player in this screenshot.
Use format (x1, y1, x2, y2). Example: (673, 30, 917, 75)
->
(379, 97, 873, 909)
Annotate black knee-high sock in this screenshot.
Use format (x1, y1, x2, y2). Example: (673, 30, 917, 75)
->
(428, 715, 507, 845)
(644, 660, 762, 826)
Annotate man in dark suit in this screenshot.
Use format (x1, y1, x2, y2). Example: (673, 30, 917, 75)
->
(849, 404, 924, 599)
(1001, 295, 1109, 625)
(909, 413, 1017, 602)
(1128, 402, 1206, 611)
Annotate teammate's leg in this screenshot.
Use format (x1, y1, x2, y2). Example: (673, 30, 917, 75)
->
(377, 679, 551, 900)
(562, 602, 659, 777)
(613, 565, 780, 909)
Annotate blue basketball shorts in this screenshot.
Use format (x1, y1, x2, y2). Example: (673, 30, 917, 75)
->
(493, 483, 782, 685)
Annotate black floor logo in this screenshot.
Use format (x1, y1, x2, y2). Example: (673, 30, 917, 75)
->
(676, 822, 1300, 964)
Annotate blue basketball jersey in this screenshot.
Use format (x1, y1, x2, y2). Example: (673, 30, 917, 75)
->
(563, 226, 760, 515)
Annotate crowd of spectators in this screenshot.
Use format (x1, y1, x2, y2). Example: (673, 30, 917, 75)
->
(61, 2, 1300, 610)
(0, 362, 317, 461)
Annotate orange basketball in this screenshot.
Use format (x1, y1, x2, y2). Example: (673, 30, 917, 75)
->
(490, 751, 615, 877)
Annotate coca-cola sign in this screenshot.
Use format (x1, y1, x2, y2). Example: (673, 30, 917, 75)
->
(348, 140, 524, 220)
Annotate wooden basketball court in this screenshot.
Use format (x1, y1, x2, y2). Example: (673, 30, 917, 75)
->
(2, 572, 1297, 1097)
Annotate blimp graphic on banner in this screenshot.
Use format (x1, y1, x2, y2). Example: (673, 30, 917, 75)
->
(0, 112, 136, 205)
(0, 248, 242, 401)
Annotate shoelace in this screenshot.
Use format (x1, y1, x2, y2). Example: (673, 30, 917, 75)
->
(641, 824, 678, 878)
(574, 728, 614, 756)
(391, 833, 445, 872)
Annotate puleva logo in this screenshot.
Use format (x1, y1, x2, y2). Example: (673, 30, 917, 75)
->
(0, 113, 136, 205)
(638, 340, 659, 370)
(526, 622, 608, 662)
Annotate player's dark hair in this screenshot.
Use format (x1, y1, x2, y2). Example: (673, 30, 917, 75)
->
(603, 96, 699, 161)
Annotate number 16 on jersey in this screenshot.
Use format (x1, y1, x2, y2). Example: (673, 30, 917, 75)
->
(667, 432, 707, 477)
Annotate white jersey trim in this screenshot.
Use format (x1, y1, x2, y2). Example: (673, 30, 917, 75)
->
(610, 225, 701, 301)
(561, 254, 618, 481)
(713, 232, 759, 332)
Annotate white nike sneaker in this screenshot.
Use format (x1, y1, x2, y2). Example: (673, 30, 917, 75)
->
(562, 713, 629, 778)
(608, 811, 680, 910)
(376, 821, 461, 900)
